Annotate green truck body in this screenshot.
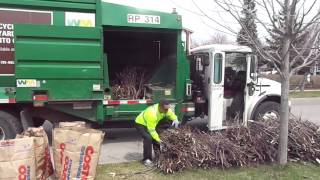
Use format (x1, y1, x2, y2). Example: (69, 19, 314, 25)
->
(0, 0, 194, 136)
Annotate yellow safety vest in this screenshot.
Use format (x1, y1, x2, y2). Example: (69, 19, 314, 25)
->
(135, 104, 177, 142)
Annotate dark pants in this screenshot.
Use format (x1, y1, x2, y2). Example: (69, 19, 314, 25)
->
(135, 119, 171, 161)
(135, 123, 159, 161)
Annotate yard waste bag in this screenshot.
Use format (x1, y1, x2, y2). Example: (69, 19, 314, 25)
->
(53, 127, 104, 180)
(17, 127, 54, 180)
(0, 137, 36, 180)
(59, 121, 86, 128)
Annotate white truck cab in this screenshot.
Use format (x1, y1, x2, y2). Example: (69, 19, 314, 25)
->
(190, 44, 281, 130)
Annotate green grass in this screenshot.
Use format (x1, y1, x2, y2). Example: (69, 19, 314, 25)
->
(290, 91, 320, 98)
(96, 162, 320, 180)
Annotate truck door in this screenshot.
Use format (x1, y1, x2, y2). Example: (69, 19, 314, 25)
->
(207, 52, 225, 130)
(243, 54, 258, 125)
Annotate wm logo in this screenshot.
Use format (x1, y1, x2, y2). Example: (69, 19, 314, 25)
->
(16, 79, 38, 87)
(66, 19, 94, 27)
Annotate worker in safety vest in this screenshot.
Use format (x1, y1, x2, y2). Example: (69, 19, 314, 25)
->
(135, 99, 180, 167)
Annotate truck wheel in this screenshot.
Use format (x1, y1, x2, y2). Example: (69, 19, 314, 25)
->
(253, 101, 280, 121)
(180, 116, 190, 126)
(0, 111, 23, 140)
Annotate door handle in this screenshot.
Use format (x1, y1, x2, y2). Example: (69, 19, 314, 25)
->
(207, 77, 210, 84)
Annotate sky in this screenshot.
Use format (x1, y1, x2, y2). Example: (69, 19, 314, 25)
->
(102, 0, 320, 44)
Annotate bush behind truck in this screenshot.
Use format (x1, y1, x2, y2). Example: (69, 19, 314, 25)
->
(0, 0, 281, 139)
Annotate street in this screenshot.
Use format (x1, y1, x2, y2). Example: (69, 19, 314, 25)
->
(291, 98, 320, 125)
(98, 97, 320, 164)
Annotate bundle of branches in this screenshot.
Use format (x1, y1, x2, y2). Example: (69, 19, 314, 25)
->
(156, 119, 320, 173)
(156, 128, 247, 173)
(111, 67, 146, 99)
(287, 119, 320, 163)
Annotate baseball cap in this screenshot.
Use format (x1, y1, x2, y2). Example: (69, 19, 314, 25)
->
(159, 99, 170, 110)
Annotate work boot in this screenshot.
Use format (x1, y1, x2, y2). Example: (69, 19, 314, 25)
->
(143, 159, 154, 167)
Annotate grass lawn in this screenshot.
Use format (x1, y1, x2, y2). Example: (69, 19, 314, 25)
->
(96, 161, 320, 180)
(290, 91, 320, 98)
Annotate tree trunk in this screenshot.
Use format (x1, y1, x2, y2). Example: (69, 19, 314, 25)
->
(278, 38, 291, 165)
(299, 72, 308, 92)
(279, 73, 290, 165)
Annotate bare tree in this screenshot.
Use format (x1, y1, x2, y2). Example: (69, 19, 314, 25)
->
(211, 0, 320, 165)
(205, 32, 230, 44)
(192, 32, 232, 47)
(191, 38, 200, 48)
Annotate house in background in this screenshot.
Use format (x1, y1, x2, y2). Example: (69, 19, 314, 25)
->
(311, 60, 320, 75)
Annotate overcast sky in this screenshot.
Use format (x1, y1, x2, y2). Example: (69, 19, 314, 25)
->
(102, 0, 320, 44)
(102, 0, 240, 43)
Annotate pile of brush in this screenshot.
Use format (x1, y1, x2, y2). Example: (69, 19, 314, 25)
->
(111, 67, 146, 99)
(156, 119, 320, 173)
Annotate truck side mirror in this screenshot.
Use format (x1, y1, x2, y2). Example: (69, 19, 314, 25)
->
(202, 57, 210, 66)
(189, 54, 210, 66)
(250, 55, 258, 81)
(250, 72, 258, 81)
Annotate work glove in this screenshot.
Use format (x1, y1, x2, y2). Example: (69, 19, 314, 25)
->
(171, 120, 180, 128)
(159, 140, 167, 152)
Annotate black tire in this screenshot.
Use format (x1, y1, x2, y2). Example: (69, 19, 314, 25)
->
(0, 111, 23, 140)
(42, 120, 54, 146)
(33, 117, 45, 127)
(253, 101, 280, 121)
(180, 116, 191, 126)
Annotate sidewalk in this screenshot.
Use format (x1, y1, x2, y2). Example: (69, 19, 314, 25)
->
(290, 89, 320, 92)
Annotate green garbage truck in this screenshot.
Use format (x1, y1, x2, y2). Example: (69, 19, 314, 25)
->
(0, 0, 195, 139)
(0, 0, 282, 139)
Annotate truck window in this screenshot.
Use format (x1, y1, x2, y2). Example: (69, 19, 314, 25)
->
(214, 53, 223, 84)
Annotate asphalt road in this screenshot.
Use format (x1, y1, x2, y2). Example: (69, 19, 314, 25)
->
(97, 97, 320, 164)
(290, 98, 320, 125)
